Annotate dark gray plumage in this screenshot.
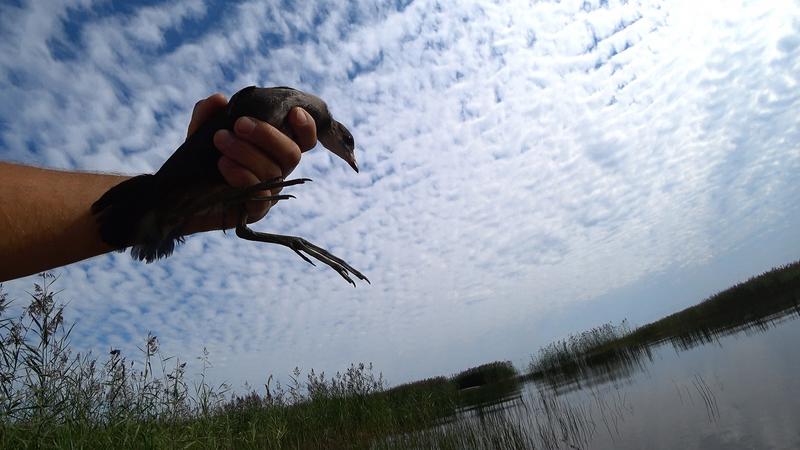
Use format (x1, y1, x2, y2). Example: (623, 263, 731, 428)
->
(91, 86, 368, 285)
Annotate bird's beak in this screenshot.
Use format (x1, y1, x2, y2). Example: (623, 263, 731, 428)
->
(346, 154, 359, 173)
(319, 124, 360, 173)
(326, 145, 358, 173)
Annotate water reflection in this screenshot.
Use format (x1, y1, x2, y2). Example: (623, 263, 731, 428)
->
(529, 262, 800, 393)
(457, 379, 522, 413)
(406, 350, 738, 449)
(530, 305, 800, 396)
(690, 374, 719, 423)
(388, 262, 800, 449)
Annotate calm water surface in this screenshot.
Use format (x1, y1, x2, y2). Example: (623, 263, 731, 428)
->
(448, 312, 800, 449)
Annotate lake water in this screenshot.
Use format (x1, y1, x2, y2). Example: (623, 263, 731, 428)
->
(431, 310, 800, 449)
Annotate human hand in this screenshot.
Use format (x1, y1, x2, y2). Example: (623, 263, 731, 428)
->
(185, 93, 317, 232)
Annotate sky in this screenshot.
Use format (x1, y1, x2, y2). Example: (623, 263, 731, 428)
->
(0, 0, 799, 389)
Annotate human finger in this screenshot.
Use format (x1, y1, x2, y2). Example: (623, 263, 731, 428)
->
(232, 117, 302, 177)
(187, 93, 227, 138)
(287, 107, 317, 152)
(213, 129, 283, 183)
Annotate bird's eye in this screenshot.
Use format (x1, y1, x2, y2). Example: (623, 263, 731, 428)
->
(345, 135, 354, 147)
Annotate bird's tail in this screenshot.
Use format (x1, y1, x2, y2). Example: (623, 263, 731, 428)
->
(91, 174, 179, 262)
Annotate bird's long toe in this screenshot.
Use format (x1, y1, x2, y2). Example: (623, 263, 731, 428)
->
(234, 217, 368, 286)
(291, 238, 370, 285)
(287, 238, 367, 286)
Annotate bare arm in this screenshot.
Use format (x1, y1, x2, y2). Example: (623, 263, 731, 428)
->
(0, 163, 124, 281)
(0, 93, 317, 282)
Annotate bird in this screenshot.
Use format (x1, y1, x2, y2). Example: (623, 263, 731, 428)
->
(91, 86, 368, 286)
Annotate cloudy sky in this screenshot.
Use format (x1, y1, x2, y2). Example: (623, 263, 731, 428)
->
(1, 0, 799, 388)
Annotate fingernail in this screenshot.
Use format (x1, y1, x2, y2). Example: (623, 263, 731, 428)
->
(236, 117, 256, 135)
(218, 130, 235, 148)
(294, 108, 307, 126)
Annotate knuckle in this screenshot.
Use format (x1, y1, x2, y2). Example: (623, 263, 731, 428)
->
(253, 121, 301, 169)
(263, 122, 286, 142)
(264, 164, 282, 179)
(285, 145, 302, 167)
(247, 120, 278, 144)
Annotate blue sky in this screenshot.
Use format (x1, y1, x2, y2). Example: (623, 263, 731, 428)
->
(1, 0, 799, 389)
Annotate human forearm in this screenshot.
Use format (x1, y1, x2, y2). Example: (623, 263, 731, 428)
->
(0, 162, 126, 281)
(0, 94, 315, 282)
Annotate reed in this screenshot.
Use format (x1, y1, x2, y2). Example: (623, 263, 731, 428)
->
(526, 260, 800, 390)
(0, 274, 494, 448)
(2, 258, 797, 448)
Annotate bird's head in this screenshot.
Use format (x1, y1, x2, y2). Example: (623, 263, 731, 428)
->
(319, 120, 359, 173)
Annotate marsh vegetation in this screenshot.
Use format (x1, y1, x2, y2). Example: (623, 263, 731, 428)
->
(528, 260, 800, 392)
(1, 259, 799, 448)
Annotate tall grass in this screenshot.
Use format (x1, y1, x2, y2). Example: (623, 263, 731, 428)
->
(0, 276, 546, 448)
(375, 382, 617, 450)
(0, 274, 234, 447)
(3, 259, 797, 448)
(0, 274, 465, 449)
(527, 321, 632, 376)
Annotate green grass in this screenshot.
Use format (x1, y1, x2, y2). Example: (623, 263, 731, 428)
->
(0, 275, 526, 448)
(2, 259, 799, 448)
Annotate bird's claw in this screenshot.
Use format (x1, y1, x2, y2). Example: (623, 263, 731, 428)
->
(235, 216, 369, 286)
(287, 237, 368, 286)
(251, 194, 296, 202)
(242, 177, 312, 196)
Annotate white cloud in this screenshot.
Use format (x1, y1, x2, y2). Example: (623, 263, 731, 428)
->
(1, 0, 799, 387)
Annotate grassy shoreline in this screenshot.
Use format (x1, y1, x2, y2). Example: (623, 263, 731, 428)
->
(2, 259, 799, 448)
(527, 260, 800, 389)
(0, 275, 518, 448)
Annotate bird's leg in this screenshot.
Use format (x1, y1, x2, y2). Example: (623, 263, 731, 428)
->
(176, 177, 311, 230)
(220, 193, 295, 232)
(216, 177, 312, 206)
(235, 209, 369, 286)
(216, 177, 310, 230)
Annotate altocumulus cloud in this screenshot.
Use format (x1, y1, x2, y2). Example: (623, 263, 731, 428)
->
(1, 0, 799, 386)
